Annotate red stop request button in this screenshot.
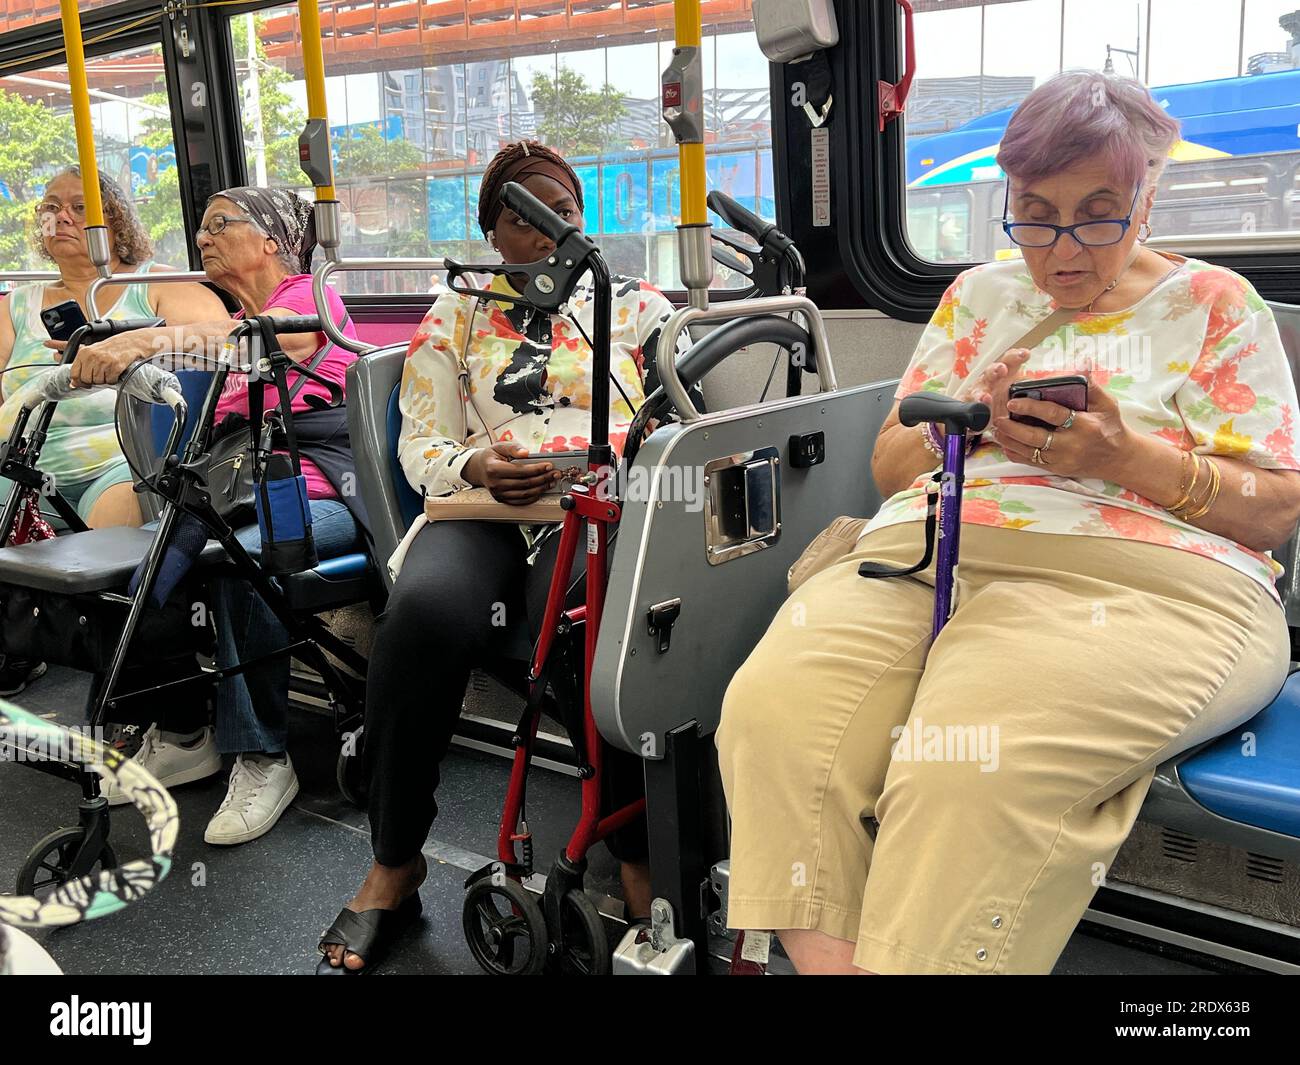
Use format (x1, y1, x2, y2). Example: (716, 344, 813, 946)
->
(662, 82, 682, 108)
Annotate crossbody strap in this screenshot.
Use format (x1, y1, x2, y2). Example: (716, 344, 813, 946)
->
(283, 309, 350, 405)
(1005, 305, 1080, 355)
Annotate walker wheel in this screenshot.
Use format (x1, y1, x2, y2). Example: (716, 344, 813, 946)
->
(17, 826, 117, 898)
(463, 876, 548, 976)
(335, 724, 368, 809)
(556, 888, 611, 976)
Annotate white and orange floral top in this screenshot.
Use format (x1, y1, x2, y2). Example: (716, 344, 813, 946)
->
(387, 271, 691, 577)
(862, 253, 1300, 601)
(398, 272, 688, 499)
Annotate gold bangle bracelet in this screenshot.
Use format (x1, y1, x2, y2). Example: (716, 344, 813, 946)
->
(1180, 458, 1221, 520)
(1170, 452, 1203, 514)
(1168, 450, 1197, 512)
(1178, 457, 1219, 520)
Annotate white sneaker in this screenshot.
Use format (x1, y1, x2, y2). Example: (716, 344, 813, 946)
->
(204, 753, 299, 846)
(102, 725, 222, 806)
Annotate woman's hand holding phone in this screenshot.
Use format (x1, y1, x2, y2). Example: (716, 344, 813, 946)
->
(995, 374, 1133, 480)
(464, 442, 562, 505)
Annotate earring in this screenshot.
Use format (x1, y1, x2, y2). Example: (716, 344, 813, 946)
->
(1138, 221, 1152, 242)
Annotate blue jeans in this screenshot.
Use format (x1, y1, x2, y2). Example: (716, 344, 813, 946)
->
(212, 499, 360, 755)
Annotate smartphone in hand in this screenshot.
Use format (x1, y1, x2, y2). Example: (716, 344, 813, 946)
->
(1008, 375, 1087, 431)
(40, 299, 89, 343)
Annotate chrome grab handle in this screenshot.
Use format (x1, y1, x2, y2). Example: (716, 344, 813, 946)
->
(654, 294, 838, 423)
(312, 258, 453, 354)
(87, 270, 209, 319)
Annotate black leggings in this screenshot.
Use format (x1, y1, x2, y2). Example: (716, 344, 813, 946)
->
(364, 519, 648, 866)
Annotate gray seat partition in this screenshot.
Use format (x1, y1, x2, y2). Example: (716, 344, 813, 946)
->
(346, 344, 410, 591)
(593, 382, 896, 755)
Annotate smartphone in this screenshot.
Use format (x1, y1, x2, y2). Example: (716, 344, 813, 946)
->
(1008, 375, 1087, 430)
(40, 299, 88, 343)
(508, 450, 589, 465)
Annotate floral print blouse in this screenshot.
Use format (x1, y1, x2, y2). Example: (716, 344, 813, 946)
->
(861, 253, 1300, 601)
(398, 272, 690, 500)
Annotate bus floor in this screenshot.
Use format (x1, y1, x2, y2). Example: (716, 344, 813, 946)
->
(1, 666, 1219, 976)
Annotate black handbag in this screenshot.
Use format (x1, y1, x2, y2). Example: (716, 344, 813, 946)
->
(205, 312, 348, 525)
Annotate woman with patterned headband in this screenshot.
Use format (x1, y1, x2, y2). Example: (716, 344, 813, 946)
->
(316, 140, 693, 974)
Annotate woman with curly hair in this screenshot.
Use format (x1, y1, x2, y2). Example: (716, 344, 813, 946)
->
(0, 167, 226, 695)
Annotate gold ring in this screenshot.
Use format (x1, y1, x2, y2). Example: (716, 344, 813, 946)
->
(1033, 447, 1041, 464)
(1043, 431, 1055, 452)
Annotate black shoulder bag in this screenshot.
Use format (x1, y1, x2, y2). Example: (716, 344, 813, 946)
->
(205, 311, 348, 526)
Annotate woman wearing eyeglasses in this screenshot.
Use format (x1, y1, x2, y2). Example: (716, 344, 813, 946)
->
(716, 71, 1300, 974)
(0, 166, 226, 697)
(63, 186, 363, 846)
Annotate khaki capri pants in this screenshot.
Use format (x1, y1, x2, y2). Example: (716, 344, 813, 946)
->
(716, 521, 1291, 974)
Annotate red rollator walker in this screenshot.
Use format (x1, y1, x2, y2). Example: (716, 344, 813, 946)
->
(456, 183, 641, 975)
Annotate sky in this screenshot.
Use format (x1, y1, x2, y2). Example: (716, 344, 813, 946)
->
(914, 0, 1300, 87)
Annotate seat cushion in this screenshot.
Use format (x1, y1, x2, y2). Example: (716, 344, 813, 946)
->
(1180, 672, 1300, 840)
(281, 551, 374, 612)
(0, 527, 225, 595)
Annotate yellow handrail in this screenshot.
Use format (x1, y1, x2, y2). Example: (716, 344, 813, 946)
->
(298, 0, 336, 201)
(59, 0, 110, 273)
(674, 0, 705, 226)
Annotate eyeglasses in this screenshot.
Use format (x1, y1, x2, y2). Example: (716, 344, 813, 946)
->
(196, 214, 257, 238)
(34, 201, 86, 221)
(1001, 184, 1142, 248)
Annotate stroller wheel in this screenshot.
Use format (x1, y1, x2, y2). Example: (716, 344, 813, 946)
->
(335, 725, 368, 809)
(17, 826, 117, 898)
(463, 876, 548, 975)
(557, 888, 611, 976)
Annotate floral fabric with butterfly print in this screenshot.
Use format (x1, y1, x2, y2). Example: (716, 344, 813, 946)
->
(863, 253, 1300, 602)
(398, 272, 690, 499)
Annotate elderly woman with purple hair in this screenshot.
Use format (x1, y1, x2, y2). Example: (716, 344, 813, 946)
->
(716, 72, 1300, 974)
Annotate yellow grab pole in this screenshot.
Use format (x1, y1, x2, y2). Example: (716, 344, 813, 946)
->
(59, 0, 110, 274)
(296, 0, 341, 261)
(664, 0, 710, 305)
(673, 0, 705, 227)
(297, 0, 336, 201)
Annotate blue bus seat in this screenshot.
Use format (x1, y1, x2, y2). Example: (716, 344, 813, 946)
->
(385, 382, 424, 530)
(149, 368, 215, 458)
(1177, 672, 1300, 840)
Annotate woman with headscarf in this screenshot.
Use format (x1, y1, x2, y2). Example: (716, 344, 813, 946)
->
(317, 140, 693, 974)
(67, 186, 365, 846)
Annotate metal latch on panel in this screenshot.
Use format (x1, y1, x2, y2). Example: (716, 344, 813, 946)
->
(647, 598, 682, 654)
(704, 446, 782, 565)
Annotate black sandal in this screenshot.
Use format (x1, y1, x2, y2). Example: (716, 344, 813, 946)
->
(315, 891, 423, 975)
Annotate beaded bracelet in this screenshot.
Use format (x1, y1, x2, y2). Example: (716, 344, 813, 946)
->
(920, 421, 980, 460)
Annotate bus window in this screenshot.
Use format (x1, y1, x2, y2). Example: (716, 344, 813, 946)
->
(0, 41, 187, 280)
(905, 190, 973, 263)
(902, 0, 1300, 265)
(228, 2, 775, 296)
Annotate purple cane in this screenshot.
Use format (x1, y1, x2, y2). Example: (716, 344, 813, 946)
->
(932, 426, 969, 636)
(859, 395, 989, 637)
